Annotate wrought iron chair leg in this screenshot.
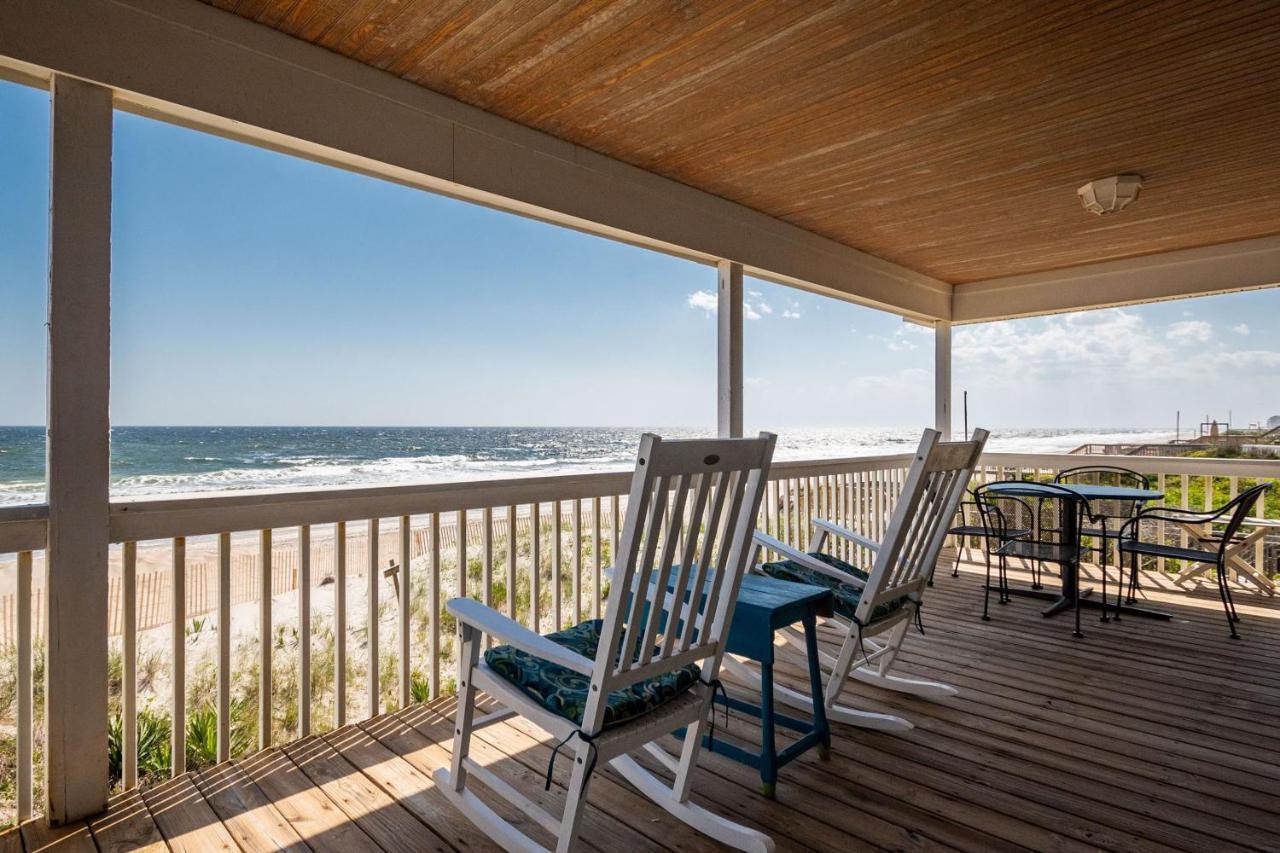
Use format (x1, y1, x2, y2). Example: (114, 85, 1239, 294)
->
(1220, 564, 1241, 623)
(1125, 553, 1139, 604)
(1000, 554, 1011, 604)
(1098, 541, 1110, 623)
(1113, 551, 1128, 622)
(982, 547, 993, 621)
(1072, 558, 1083, 638)
(1216, 562, 1239, 639)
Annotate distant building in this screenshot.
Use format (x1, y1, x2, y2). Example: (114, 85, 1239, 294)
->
(1269, 415, 1280, 429)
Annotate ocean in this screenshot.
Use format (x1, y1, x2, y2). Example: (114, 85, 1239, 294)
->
(0, 425, 1175, 506)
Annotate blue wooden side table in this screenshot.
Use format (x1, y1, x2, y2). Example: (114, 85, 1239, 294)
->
(682, 573, 834, 797)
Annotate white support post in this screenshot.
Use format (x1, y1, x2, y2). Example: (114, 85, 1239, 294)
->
(717, 260, 744, 438)
(934, 320, 953, 440)
(44, 74, 112, 823)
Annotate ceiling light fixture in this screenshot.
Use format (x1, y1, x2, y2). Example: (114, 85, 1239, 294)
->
(1077, 174, 1144, 215)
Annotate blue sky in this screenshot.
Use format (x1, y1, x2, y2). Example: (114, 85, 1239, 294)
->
(1, 78, 1278, 431)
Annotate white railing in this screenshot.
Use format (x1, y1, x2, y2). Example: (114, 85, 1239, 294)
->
(0, 450, 1278, 823)
(0, 504, 40, 825)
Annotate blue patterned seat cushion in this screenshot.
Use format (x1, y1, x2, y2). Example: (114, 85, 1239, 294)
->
(484, 619, 701, 729)
(760, 552, 909, 625)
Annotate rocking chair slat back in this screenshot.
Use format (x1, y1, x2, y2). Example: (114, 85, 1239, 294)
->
(860, 429, 989, 619)
(588, 433, 775, 734)
(660, 471, 714, 660)
(678, 464, 735, 652)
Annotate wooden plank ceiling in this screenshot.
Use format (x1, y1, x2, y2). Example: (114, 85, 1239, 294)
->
(202, 0, 1280, 284)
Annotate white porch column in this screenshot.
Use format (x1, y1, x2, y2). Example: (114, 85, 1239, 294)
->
(45, 74, 112, 823)
(717, 260, 744, 438)
(934, 320, 952, 440)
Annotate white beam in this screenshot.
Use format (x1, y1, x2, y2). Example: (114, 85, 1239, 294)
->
(952, 235, 1280, 323)
(45, 74, 112, 823)
(934, 322, 952, 441)
(0, 0, 952, 321)
(718, 261, 744, 439)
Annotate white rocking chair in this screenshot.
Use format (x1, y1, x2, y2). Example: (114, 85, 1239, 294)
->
(743, 428, 988, 733)
(434, 432, 777, 853)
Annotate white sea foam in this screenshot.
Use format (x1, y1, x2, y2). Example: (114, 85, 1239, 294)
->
(0, 426, 1175, 506)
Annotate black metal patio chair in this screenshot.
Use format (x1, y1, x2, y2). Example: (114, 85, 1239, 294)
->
(933, 494, 1034, 589)
(1118, 482, 1272, 639)
(975, 481, 1093, 636)
(1053, 466, 1151, 621)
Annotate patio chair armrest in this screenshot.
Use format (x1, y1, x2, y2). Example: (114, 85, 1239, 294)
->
(1132, 505, 1223, 526)
(813, 518, 881, 553)
(1119, 505, 1220, 540)
(446, 598, 595, 675)
(752, 530, 866, 588)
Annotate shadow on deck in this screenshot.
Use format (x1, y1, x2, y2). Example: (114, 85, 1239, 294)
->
(11, 560, 1280, 852)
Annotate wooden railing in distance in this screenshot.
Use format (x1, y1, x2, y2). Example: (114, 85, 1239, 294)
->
(1, 450, 1278, 818)
(0, 504, 42, 824)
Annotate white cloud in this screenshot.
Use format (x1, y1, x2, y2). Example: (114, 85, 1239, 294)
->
(1232, 323, 1251, 336)
(949, 302, 1280, 427)
(955, 308, 1169, 378)
(1167, 320, 1212, 344)
(878, 322, 932, 352)
(745, 292, 771, 320)
(686, 290, 717, 315)
(782, 305, 802, 319)
(956, 308, 1280, 391)
(691, 289, 774, 321)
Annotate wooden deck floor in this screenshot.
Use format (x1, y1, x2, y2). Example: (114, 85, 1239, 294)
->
(11, 560, 1280, 852)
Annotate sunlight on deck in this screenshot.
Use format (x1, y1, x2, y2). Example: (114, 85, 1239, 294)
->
(10, 556, 1280, 852)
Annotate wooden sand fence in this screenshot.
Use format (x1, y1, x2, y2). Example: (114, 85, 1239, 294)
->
(0, 504, 613, 647)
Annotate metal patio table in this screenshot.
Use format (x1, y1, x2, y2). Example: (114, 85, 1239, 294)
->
(983, 481, 1171, 620)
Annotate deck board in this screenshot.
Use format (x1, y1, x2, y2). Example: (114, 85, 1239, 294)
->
(191, 762, 309, 853)
(5, 560, 1278, 852)
(139, 774, 238, 853)
(87, 790, 166, 853)
(19, 819, 96, 853)
(280, 736, 448, 853)
(233, 747, 375, 852)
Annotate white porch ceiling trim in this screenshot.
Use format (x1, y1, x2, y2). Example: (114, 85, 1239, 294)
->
(952, 235, 1280, 323)
(0, 0, 952, 321)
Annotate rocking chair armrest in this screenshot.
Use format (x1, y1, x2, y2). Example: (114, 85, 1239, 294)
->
(752, 530, 866, 589)
(446, 598, 595, 675)
(813, 518, 882, 553)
